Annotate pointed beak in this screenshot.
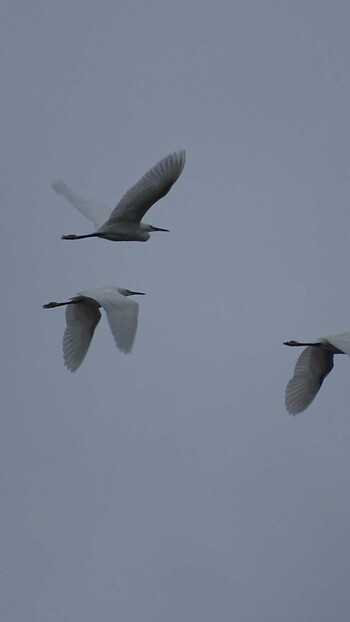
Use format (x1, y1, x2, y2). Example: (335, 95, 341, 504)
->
(43, 301, 59, 308)
(149, 225, 169, 232)
(128, 290, 146, 296)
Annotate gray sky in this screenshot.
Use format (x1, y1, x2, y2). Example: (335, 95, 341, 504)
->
(2, 1, 350, 620)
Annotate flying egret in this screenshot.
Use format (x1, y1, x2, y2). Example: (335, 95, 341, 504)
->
(284, 333, 350, 414)
(43, 286, 145, 371)
(54, 151, 186, 242)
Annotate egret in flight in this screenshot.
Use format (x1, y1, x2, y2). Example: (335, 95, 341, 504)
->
(284, 333, 350, 414)
(53, 151, 186, 242)
(44, 286, 144, 371)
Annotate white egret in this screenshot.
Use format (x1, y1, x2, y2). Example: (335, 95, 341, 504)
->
(284, 333, 350, 414)
(43, 286, 145, 371)
(54, 151, 186, 242)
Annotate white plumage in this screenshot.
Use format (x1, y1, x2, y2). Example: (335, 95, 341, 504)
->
(44, 286, 144, 371)
(52, 181, 111, 228)
(53, 151, 186, 242)
(284, 333, 350, 414)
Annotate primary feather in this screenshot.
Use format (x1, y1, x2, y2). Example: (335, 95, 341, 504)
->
(106, 151, 186, 224)
(285, 346, 334, 415)
(52, 181, 110, 229)
(63, 297, 101, 372)
(284, 333, 350, 415)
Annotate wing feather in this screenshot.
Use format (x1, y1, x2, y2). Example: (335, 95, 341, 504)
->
(326, 333, 350, 356)
(285, 346, 334, 415)
(52, 181, 111, 229)
(63, 300, 101, 372)
(90, 290, 139, 353)
(105, 151, 186, 224)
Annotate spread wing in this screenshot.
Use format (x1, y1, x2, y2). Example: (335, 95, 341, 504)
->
(63, 299, 101, 372)
(52, 180, 111, 229)
(105, 151, 186, 225)
(90, 290, 139, 354)
(285, 346, 334, 415)
(327, 333, 350, 356)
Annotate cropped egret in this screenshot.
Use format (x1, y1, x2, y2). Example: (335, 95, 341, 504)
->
(284, 333, 350, 414)
(43, 286, 144, 371)
(54, 151, 186, 242)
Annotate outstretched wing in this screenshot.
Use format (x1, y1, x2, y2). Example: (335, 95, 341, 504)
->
(106, 151, 186, 225)
(52, 180, 111, 229)
(63, 299, 101, 372)
(90, 289, 139, 354)
(327, 332, 350, 356)
(285, 346, 334, 415)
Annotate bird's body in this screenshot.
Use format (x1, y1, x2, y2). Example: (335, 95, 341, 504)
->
(44, 286, 144, 371)
(284, 333, 350, 414)
(62, 221, 160, 242)
(54, 151, 186, 242)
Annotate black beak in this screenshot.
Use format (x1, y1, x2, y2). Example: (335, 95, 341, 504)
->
(128, 290, 146, 296)
(149, 225, 169, 232)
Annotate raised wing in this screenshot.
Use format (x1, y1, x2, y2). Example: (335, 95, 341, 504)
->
(106, 151, 186, 224)
(63, 299, 101, 372)
(327, 332, 350, 356)
(285, 346, 334, 415)
(91, 289, 139, 353)
(52, 180, 111, 229)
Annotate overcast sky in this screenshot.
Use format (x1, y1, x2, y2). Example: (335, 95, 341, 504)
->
(2, 1, 350, 620)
